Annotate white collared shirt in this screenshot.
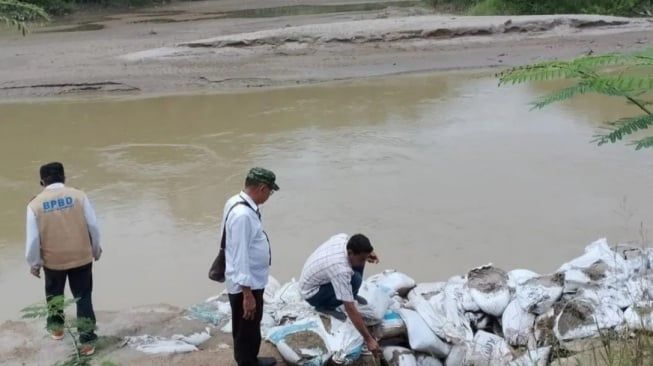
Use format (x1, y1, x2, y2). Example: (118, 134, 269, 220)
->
(299, 233, 355, 302)
(223, 191, 270, 294)
(25, 183, 102, 268)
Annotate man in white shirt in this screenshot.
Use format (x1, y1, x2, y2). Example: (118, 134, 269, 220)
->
(223, 167, 278, 366)
(26, 162, 102, 356)
(299, 233, 381, 355)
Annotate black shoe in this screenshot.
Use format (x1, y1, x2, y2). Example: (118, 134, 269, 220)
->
(258, 357, 277, 366)
(355, 295, 368, 305)
(316, 308, 347, 321)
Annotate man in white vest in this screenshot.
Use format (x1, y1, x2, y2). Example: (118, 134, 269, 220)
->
(26, 162, 102, 356)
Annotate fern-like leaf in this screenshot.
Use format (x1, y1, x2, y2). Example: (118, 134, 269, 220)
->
(0, 0, 49, 35)
(632, 135, 653, 150)
(497, 63, 579, 85)
(531, 84, 594, 109)
(593, 114, 653, 146)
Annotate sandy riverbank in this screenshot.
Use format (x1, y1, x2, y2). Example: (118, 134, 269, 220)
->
(0, 0, 651, 100)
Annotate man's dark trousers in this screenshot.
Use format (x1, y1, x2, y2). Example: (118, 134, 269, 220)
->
(228, 289, 265, 366)
(306, 265, 364, 311)
(44, 262, 97, 343)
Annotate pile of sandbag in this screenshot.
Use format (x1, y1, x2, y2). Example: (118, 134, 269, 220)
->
(188, 238, 652, 365)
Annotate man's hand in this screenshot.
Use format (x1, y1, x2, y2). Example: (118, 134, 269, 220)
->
(30, 266, 41, 278)
(365, 336, 381, 355)
(367, 252, 380, 264)
(242, 290, 256, 320)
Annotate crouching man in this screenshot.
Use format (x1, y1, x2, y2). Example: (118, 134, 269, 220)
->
(298, 233, 380, 355)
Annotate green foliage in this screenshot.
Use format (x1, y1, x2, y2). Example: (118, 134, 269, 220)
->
(498, 49, 653, 149)
(0, 0, 49, 35)
(21, 296, 102, 366)
(432, 0, 653, 15)
(21, 0, 72, 15)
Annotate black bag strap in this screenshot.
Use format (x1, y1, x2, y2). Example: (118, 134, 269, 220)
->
(220, 196, 271, 265)
(219, 200, 254, 251)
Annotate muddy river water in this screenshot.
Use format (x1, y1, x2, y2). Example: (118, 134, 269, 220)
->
(1, 72, 652, 320)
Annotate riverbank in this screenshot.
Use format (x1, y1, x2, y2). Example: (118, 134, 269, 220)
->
(0, 0, 651, 101)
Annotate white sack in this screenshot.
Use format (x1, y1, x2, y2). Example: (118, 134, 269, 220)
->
(368, 270, 417, 296)
(445, 344, 467, 366)
(558, 239, 627, 280)
(554, 299, 624, 341)
(398, 308, 451, 358)
(508, 347, 551, 366)
(467, 265, 511, 317)
(562, 269, 591, 293)
(265, 316, 331, 365)
(416, 354, 444, 366)
(515, 273, 564, 314)
(502, 300, 536, 347)
(356, 281, 392, 321)
(624, 303, 653, 332)
(274, 279, 303, 304)
(328, 317, 365, 364)
(264, 275, 282, 304)
(507, 269, 540, 290)
(407, 290, 466, 344)
(466, 330, 514, 365)
(375, 310, 407, 339)
(412, 282, 446, 301)
(383, 346, 418, 366)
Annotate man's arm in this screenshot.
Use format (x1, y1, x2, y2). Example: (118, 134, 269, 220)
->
(330, 272, 380, 354)
(25, 206, 42, 276)
(83, 196, 102, 260)
(343, 302, 380, 354)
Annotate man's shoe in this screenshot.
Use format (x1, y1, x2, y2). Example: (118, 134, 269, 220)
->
(258, 357, 277, 366)
(355, 295, 368, 305)
(316, 309, 347, 321)
(50, 329, 65, 340)
(79, 344, 95, 356)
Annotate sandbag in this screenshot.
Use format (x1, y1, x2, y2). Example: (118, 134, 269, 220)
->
(383, 346, 417, 366)
(275, 279, 303, 304)
(554, 299, 624, 341)
(507, 269, 540, 290)
(508, 347, 551, 366)
(407, 290, 466, 344)
(329, 317, 365, 364)
(558, 239, 628, 280)
(624, 303, 653, 332)
(442, 281, 475, 342)
(562, 269, 591, 293)
(374, 310, 407, 339)
(416, 354, 444, 366)
(265, 317, 331, 365)
(368, 270, 416, 297)
(467, 265, 511, 317)
(445, 276, 480, 312)
(411, 282, 446, 301)
(188, 291, 231, 326)
(356, 281, 392, 321)
(444, 344, 466, 366)
(398, 308, 451, 358)
(502, 300, 536, 347)
(466, 330, 514, 365)
(515, 273, 564, 314)
(616, 245, 650, 277)
(264, 275, 282, 304)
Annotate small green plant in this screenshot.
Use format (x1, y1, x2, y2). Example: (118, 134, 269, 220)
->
(497, 49, 653, 149)
(21, 296, 102, 366)
(0, 0, 49, 35)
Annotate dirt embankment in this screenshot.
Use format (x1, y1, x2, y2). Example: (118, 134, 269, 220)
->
(0, 0, 651, 101)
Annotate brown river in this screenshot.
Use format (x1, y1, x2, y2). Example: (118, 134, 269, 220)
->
(1, 72, 652, 321)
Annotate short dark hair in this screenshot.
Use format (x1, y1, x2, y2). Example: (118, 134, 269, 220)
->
(346, 234, 374, 255)
(40, 162, 65, 185)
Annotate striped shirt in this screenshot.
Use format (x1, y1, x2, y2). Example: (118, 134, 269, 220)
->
(299, 233, 355, 302)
